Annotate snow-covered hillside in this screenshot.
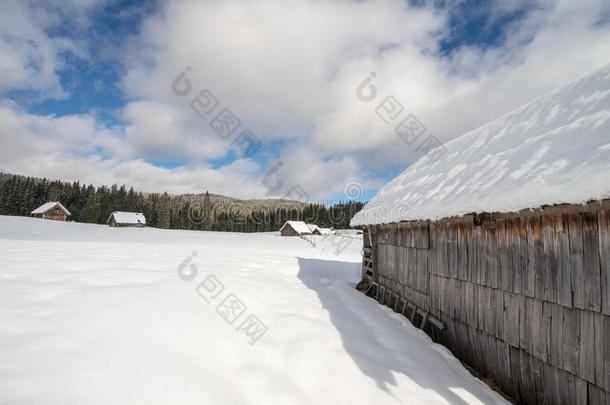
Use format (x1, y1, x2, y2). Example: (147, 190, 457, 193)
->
(0, 216, 507, 405)
(352, 64, 610, 226)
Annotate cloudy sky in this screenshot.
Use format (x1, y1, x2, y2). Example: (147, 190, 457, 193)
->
(1, 0, 609, 203)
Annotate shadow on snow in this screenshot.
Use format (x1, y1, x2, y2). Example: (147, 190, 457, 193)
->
(296, 256, 497, 405)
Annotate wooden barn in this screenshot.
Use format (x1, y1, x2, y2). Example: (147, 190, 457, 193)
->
(351, 65, 610, 404)
(307, 224, 335, 236)
(107, 211, 146, 227)
(279, 221, 312, 236)
(31, 202, 71, 221)
(307, 223, 322, 235)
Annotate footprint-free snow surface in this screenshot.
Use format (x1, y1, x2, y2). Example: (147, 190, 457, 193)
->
(0, 216, 508, 404)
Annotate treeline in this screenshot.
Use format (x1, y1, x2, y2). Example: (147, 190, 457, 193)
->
(0, 173, 364, 232)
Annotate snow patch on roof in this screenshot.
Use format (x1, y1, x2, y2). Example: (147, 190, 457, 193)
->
(31, 202, 71, 215)
(351, 64, 610, 226)
(108, 211, 146, 225)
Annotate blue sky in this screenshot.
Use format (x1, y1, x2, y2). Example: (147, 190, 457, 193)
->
(1, 0, 609, 202)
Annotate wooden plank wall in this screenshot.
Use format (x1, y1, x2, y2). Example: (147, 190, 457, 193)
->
(366, 202, 610, 404)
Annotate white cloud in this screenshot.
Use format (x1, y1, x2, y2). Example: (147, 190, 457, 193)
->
(0, 0, 105, 96)
(1, 0, 610, 201)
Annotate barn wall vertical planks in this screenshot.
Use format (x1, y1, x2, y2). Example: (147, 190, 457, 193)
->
(361, 201, 610, 405)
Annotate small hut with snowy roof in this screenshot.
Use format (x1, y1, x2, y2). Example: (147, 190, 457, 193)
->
(351, 65, 610, 404)
(107, 211, 146, 227)
(306, 223, 322, 235)
(279, 221, 312, 236)
(31, 202, 71, 221)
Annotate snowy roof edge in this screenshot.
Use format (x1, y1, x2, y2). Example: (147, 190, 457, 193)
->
(31, 202, 71, 216)
(351, 63, 610, 226)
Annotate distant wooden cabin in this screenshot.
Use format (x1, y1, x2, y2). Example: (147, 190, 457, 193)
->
(307, 224, 335, 236)
(319, 227, 335, 235)
(307, 223, 322, 235)
(279, 221, 312, 236)
(350, 66, 610, 405)
(107, 211, 146, 227)
(31, 202, 71, 221)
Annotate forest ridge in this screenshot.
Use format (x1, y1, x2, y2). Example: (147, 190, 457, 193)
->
(0, 173, 364, 232)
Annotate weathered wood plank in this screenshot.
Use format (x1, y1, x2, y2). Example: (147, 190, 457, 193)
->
(519, 295, 527, 351)
(549, 303, 563, 369)
(497, 218, 510, 291)
(579, 309, 595, 383)
(508, 345, 522, 403)
(485, 334, 500, 391)
(435, 276, 443, 315)
(570, 213, 586, 310)
(588, 382, 606, 405)
(504, 291, 520, 347)
(542, 301, 552, 362)
(528, 216, 545, 300)
(447, 223, 458, 279)
(404, 246, 412, 290)
(523, 297, 535, 355)
(395, 245, 402, 286)
(575, 377, 587, 405)
(421, 222, 431, 249)
(518, 349, 535, 404)
(413, 222, 421, 249)
(470, 328, 487, 376)
(496, 340, 512, 397)
(428, 274, 436, 313)
(485, 227, 498, 289)
(458, 279, 468, 324)
(457, 222, 469, 281)
(428, 223, 439, 275)
(397, 247, 405, 285)
(477, 285, 487, 332)
(510, 217, 523, 295)
(542, 362, 560, 405)
(598, 209, 610, 315)
(532, 299, 547, 361)
(530, 354, 546, 405)
(605, 314, 610, 392)
(495, 288, 505, 339)
(469, 225, 479, 284)
(412, 247, 419, 291)
(583, 211, 602, 312)
(543, 214, 558, 303)
(562, 306, 580, 374)
(594, 312, 605, 389)
(560, 369, 577, 405)
(407, 222, 414, 248)
(554, 213, 573, 308)
(521, 216, 535, 297)
(437, 222, 447, 277)
(421, 249, 429, 297)
(475, 225, 484, 285)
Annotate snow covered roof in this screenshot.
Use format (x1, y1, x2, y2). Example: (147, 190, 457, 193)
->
(351, 64, 610, 226)
(31, 202, 71, 215)
(108, 211, 146, 225)
(318, 228, 334, 235)
(307, 223, 321, 233)
(280, 221, 312, 234)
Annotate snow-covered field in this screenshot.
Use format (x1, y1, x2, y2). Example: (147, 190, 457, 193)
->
(0, 216, 508, 405)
